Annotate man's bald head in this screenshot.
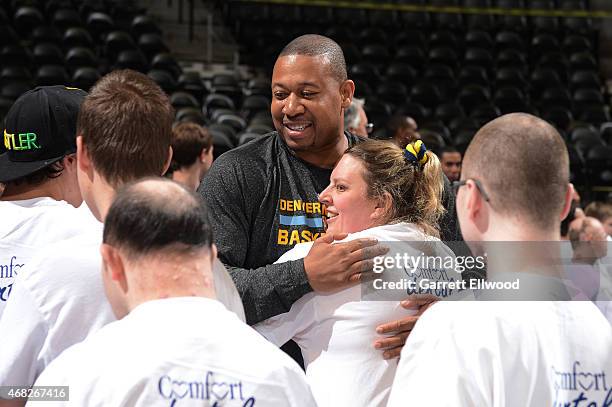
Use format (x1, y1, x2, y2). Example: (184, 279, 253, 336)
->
(278, 34, 347, 83)
(103, 178, 213, 259)
(569, 217, 605, 242)
(463, 113, 569, 230)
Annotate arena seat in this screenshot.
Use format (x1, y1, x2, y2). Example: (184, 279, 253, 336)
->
(35, 64, 69, 86)
(33, 43, 64, 66)
(238, 132, 262, 146)
(31, 25, 62, 44)
(14, 6, 44, 35)
(115, 49, 149, 72)
(397, 101, 429, 124)
(64, 27, 94, 48)
(71, 66, 100, 91)
(86, 11, 114, 40)
(147, 69, 177, 93)
(53, 8, 82, 31)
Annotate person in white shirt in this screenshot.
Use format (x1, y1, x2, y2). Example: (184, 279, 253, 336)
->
(256, 140, 465, 406)
(28, 178, 315, 407)
(0, 86, 99, 316)
(388, 113, 612, 407)
(0, 71, 244, 407)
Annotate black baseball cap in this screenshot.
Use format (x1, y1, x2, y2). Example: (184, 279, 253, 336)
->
(0, 85, 87, 183)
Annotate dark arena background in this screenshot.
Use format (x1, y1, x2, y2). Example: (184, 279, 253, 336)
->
(1, 0, 611, 199)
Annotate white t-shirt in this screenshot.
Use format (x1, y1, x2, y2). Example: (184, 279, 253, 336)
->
(255, 223, 462, 407)
(0, 229, 246, 389)
(0, 229, 110, 389)
(595, 255, 612, 321)
(388, 301, 612, 407)
(31, 297, 316, 407)
(0, 198, 100, 316)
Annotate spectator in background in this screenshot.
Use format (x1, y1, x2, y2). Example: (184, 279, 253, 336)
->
(0, 86, 97, 317)
(439, 146, 462, 182)
(585, 201, 612, 239)
(32, 179, 316, 406)
(344, 97, 370, 138)
(167, 122, 213, 191)
(567, 217, 607, 299)
(386, 114, 419, 148)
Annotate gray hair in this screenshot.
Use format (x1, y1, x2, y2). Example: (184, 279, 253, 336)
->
(344, 98, 365, 131)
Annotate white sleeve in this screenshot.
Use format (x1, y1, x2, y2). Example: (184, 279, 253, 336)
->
(274, 243, 313, 264)
(212, 259, 246, 323)
(253, 293, 316, 346)
(0, 280, 48, 388)
(26, 354, 72, 407)
(254, 243, 316, 346)
(387, 306, 491, 407)
(280, 364, 318, 407)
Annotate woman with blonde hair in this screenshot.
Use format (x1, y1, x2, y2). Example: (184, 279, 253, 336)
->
(256, 139, 461, 407)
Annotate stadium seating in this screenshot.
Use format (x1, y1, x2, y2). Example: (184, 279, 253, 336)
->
(0, 0, 609, 188)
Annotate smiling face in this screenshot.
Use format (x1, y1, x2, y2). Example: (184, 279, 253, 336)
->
(319, 154, 382, 235)
(271, 54, 353, 155)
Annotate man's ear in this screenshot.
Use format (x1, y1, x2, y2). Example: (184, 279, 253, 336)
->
(61, 153, 78, 173)
(76, 136, 93, 178)
(465, 180, 485, 223)
(560, 183, 574, 221)
(199, 147, 210, 163)
(162, 146, 173, 176)
(100, 243, 128, 294)
(340, 80, 355, 109)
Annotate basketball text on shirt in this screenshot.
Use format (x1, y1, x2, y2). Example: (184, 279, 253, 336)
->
(277, 198, 326, 246)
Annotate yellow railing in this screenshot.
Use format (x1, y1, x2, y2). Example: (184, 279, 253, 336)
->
(230, 0, 612, 18)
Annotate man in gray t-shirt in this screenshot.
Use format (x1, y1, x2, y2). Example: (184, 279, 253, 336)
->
(201, 34, 457, 360)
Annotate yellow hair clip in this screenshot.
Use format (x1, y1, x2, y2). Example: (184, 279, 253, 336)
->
(404, 140, 428, 167)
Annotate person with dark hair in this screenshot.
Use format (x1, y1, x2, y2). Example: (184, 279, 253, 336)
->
(1, 71, 244, 405)
(439, 146, 462, 182)
(0, 86, 98, 316)
(256, 140, 458, 406)
(200, 34, 461, 362)
(389, 113, 611, 407)
(386, 114, 419, 149)
(344, 97, 370, 137)
(168, 122, 213, 191)
(31, 178, 316, 406)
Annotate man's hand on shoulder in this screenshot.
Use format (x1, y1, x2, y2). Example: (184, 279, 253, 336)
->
(374, 294, 439, 359)
(303, 233, 388, 292)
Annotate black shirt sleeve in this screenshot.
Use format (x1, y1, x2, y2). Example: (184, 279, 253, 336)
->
(199, 150, 313, 324)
